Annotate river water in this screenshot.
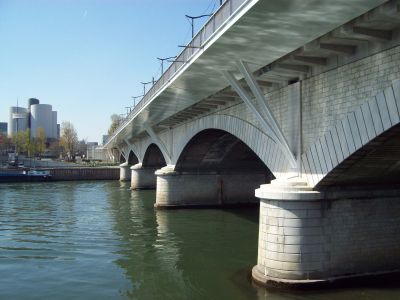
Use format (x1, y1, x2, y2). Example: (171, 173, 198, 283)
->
(0, 181, 399, 300)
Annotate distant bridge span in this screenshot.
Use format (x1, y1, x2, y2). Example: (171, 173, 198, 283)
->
(106, 0, 400, 287)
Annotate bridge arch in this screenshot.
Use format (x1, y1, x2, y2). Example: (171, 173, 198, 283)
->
(317, 123, 400, 187)
(143, 143, 167, 169)
(175, 129, 273, 176)
(158, 128, 274, 206)
(303, 80, 400, 187)
(127, 150, 139, 166)
(172, 114, 291, 178)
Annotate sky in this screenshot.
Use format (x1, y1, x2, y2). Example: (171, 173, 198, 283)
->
(0, 0, 219, 143)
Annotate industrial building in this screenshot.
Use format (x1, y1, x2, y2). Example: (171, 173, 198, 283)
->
(7, 98, 59, 140)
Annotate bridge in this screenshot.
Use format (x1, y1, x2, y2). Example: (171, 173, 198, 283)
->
(105, 0, 400, 286)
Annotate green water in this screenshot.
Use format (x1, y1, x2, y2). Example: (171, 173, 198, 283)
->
(0, 181, 399, 300)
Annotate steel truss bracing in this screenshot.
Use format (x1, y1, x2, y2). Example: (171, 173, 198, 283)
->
(223, 61, 297, 168)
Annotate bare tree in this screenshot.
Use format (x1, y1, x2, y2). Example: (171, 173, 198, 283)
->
(36, 127, 47, 157)
(60, 121, 78, 161)
(108, 114, 122, 135)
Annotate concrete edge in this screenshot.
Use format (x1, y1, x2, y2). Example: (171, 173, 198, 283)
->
(154, 203, 259, 210)
(252, 266, 400, 289)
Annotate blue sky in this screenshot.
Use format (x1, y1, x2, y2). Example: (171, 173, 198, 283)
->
(0, 0, 219, 143)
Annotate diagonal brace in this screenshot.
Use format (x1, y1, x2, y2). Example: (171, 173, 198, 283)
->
(143, 123, 172, 165)
(223, 69, 297, 168)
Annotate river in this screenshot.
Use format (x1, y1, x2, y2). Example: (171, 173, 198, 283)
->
(0, 181, 399, 299)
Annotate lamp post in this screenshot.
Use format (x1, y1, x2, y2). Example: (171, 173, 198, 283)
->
(157, 56, 177, 74)
(185, 14, 212, 38)
(140, 81, 153, 95)
(131, 95, 143, 107)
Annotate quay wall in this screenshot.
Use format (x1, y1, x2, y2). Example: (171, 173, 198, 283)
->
(47, 167, 119, 181)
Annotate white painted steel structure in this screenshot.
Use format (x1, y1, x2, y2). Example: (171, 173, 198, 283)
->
(105, 0, 386, 149)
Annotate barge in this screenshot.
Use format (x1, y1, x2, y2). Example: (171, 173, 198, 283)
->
(0, 170, 52, 182)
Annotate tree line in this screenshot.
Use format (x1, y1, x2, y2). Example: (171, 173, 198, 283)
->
(0, 121, 81, 161)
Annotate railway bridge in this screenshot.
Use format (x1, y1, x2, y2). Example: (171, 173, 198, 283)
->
(105, 0, 400, 285)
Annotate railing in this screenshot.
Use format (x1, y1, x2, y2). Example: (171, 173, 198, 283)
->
(105, 0, 249, 146)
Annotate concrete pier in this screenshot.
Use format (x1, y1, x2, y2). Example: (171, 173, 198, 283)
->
(155, 165, 267, 208)
(119, 162, 131, 181)
(253, 178, 400, 286)
(130, 163, 157, 190)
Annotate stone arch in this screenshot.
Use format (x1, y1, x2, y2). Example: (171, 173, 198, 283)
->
(172, 114, 291, 178)
(302, 79, 400, 187)
(127, 150, 139, 165)
(140, 136, 171, 165)
(175, 129, 273, 175)
(158, 128, 274, 207)
(143, 143, 167, 168)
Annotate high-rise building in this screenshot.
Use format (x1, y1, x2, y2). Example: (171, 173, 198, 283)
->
(8, 106, 28, 137)
(7, 98, 59, 140)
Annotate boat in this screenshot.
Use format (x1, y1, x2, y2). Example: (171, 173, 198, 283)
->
(0, 170, 52, 182)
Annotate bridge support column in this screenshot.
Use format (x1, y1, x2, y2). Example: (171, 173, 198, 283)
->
(130, 163, 157, 190)
(119, 162, 131, 181)
(253, 179, 400, 287)
(155, 166, 267, 209)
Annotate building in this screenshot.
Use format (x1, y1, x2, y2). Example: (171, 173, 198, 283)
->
(102, 135, 109, 145)
(8, 106, 28, 137)
(0, 122, 7, 134)
(87, 145, 110, 161)
(57, 124, 60, 139)
(7, 98, 59, 140)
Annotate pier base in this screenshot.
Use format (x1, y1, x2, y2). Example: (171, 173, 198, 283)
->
(119, 162, 131, 181)
(253, 178, 400, 287)
(155, 165, 267, 209)
(130, 163, 157, 190)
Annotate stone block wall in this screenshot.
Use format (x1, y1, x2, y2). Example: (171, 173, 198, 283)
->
(156, 172, 267, 208)
(256, 188, 400, 281)
(206, 45, 400, 158)
(301, 45, 400, 151)
(48, 167, 119, 181)
(131, 167, 157, 189)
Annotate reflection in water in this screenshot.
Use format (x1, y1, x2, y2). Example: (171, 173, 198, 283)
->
(1, 181, 400, 300)
(108, 182, 261, 300)
(107, 183, 194, 299)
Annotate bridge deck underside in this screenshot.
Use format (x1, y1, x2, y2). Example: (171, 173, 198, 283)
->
(113, 0, 386, 144)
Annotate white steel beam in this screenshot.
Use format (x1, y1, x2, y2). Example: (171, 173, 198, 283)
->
(237, 60, 298, 168)
(223, 66, 297, 168)
(143, 123, 172, 164)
